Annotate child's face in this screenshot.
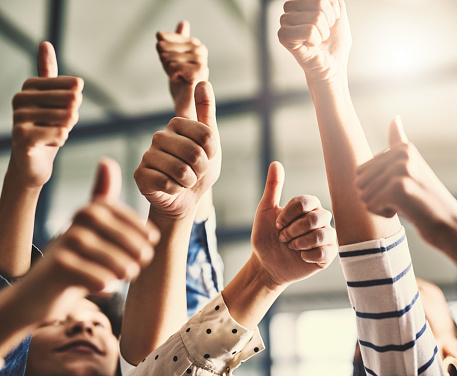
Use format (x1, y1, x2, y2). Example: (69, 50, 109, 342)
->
(26, 297, 119, 376)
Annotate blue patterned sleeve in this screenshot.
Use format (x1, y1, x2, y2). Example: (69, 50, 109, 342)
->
(186, 207, 224, 318)
(0, 245, 40, 375)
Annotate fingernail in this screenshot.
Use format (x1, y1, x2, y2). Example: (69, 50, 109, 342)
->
(279, 233, 287, 243)
(276, 221, 283, 230)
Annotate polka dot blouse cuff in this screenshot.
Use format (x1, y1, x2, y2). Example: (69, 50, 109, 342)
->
(121, 292, 264, 376)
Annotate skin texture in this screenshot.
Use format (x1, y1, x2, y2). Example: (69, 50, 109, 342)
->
(0, 41, 84, 279)
(121, 81, 221, 365)
(223, 161, 337, 330)
(157, 20, 209, 120)
(0, 159, 159, 375)
(278, 0, 401, 245)
(26, 298, 119, 376)
(356, 117, 457, 263)
(156, 20, 213, 220)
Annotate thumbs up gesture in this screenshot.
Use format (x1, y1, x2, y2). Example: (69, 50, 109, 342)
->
(251, 162, 337, 288)
(356, 117, 457, 258)
(156, 20, 209, 119)
(14, 158, 160, 328)
(10, 41, 83, 188)
(135, 81, 221, 219)
(42, 158, 159, 293)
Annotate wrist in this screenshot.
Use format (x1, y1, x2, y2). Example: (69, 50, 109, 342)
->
(3, 166, 42, 198)
(306, 70, 349, 94)
(221, 254, 285, 330)
(148, 205, 198, 228)
(247, 254, 288, 294)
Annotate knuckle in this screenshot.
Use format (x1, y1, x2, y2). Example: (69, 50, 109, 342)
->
(188, 146, 206, 167)
(190, 37, 201, 46)
(312, 229, 326, 244)
(55, 127, 69, 145)
(13, 108, 27, 124)
(22, 78, 34, 90)
(306, 211, 320, 228)
(154, 173, 173, 192)
(279, 13, 288, 26)
(62, 228, 89, 253)
(69, 76, 84, 91)
(173, 162, 192, 182)
(197, 127, 213, 149)
(67, 110, 80, 125)
(151, 130, 165, 146)
(74, 204, 103, 225)
(12, 93, 24, 109)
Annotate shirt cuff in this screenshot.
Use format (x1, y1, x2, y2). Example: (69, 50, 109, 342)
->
(119, 350, 136, 376)
(180, 292, 265, 374)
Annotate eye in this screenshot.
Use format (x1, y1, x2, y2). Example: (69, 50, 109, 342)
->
(39, 319, 64, 327)
(93, 321, 105, 328)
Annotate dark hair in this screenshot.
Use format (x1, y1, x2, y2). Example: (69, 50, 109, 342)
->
(87, 292, 124, 338)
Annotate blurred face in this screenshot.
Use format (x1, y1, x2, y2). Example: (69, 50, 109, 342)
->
(26, 298, 119, 376)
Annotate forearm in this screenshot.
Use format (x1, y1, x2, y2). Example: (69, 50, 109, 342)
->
(170, 82, 197, 120)
(0, 167, 41, 278)
(121, 208, 196, 366)
(417, 279, 457, 343)
(0, 284, 36, 358)
(307, 75, 401, 245)
(339, 230, 444, 375)
(222, 254, 285, 331)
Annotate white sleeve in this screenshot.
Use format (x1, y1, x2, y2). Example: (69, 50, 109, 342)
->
(339, 228, 445, 376)
(124, 292, 264, 376)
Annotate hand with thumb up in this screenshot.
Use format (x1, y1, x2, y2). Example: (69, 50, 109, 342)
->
(135, 81, 221, 220)
(356, 116, 457, 262)
(156, 20, 209, 120)
(39, 158, 159, 295)
(250, 162, 337, 289)
(9, 41, 83, 189)
(4, 158, 160, 339)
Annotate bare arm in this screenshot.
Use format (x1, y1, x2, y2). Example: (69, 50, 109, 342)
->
(121, 81, 221, 365)
(0, 159, 158, 359)
(157, 20, 212, 221)
(356, 117, 457, 263)
(0, 42, 83, 278)
(224, 161, 336, 329)
(279, 1, 445, 374)
(278, 0, 400, 244)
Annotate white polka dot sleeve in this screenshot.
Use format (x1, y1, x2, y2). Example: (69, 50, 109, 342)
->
(121, 292, 264, 376)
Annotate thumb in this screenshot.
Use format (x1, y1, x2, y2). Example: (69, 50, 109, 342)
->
(388, 115, 408, 148)
(91, 157, 122, 203)
(195, 81, 217, 129)
(175, 20, 190, 37)
(259, 162, 285, 209)
(38, 41, 58, 78)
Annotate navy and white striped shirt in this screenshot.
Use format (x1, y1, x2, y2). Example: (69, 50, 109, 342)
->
(339, 228, 445, 376)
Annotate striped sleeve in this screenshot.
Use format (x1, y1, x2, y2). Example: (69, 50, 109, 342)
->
(339, 228, 445, 376)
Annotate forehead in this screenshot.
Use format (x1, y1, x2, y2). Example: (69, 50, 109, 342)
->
(47, 297, 110, 325)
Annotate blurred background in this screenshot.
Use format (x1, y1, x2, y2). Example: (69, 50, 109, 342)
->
(1, 0, 457, 374)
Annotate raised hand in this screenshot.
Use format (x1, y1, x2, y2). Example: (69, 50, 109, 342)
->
(5, 158, 159, 348)
(42, 158, 158, 294)
(356, 117, 457, 258)
(134, 81, 221, 219)
(10, 41, 83, 188)
(157, 20, 209, 119)
(251, 162, 337, 288)
(278, 0, 351, 84)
